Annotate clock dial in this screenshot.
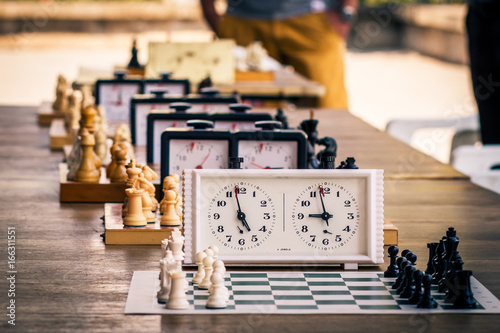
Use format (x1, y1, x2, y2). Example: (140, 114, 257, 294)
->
(204, 181, 276, 251)
(290, 179, 366, 255)
(99, 84, 141, 122)
(239, 141, 298, 169)
(168, 140, 228, 174)
(153, 120, 188, 163)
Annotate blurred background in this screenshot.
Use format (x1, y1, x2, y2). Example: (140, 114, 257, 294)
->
(1, 0, 493, 189)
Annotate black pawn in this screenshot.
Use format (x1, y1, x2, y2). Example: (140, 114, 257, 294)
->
(417, 274, 438, 309)
(392, 257, 408, 290)
(453, 270, 477, 309)
(343, 157, 358, 169)
(400, 265, 416, 298)
(384, 245, 399, 278)
(425, 242, 438, 275)
(396, 259, 412, 294)
(408, 270, 424, 304)
(406, 251, 417, 266)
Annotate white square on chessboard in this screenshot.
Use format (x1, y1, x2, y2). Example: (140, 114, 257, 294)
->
(233, 294, 275, 301)
(307, 285, 349, 291)
(348, 290, 392, 296)
(231, 285, 272, 291)
(268, 280, 309, 287)
(272, 290, 313, 296)
(312, 294, 355, 301)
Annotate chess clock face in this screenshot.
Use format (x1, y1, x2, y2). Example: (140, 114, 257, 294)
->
(147, 112, 210, 163)
(234, 130, 307, 169)
(182, 169, 384, 265)
(205, 182, 277, 250)
(290, 181, 363, 253)
(169, 140, 228, 173)
(95, 80, 143, 123)
(159, 130, 232, 187)
(239, 141, 298, 169)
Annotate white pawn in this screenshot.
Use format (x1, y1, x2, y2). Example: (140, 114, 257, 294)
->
(166, 270, 189, 310)
(209, 260, 226, 294)
(198, 256, 214, 290)
(209, 245, 219, 260)
(192, 251, 207, 284)
(206, 272, 228, 309)
(204, 248, 214, 259)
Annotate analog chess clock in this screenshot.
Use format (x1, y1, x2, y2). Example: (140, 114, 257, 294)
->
(143, 72, 190, 95)
(234, 121, 307, 169)
(182, 169, 384, 267)
(95, 71, 143, 123)
(159, 120, 232, 184)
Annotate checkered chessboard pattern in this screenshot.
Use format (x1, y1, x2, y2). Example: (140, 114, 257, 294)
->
(124, 271, 500, 314)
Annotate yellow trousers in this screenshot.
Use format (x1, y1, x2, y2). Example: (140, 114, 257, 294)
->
(218, 12, 348, 109)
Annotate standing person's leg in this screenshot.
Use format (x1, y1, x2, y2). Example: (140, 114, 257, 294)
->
(274, 12, 348, 109)
(467, 3, 500, 144)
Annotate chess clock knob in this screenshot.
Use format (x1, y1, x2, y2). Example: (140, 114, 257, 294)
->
(199, 87, 220, 97)
(235, 121, 307, 169)
(290, 182, 361, 251)
(229, 104, 252, 113)
(169, 102, 192, 113)
(205, 181, 277, 251)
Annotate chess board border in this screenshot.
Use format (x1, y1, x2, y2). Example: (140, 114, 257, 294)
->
(125, 270, 500, 315)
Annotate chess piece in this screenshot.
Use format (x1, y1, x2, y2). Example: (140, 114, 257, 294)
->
(399, 265, 416, 298)
(343, 157, 358, 169)
(444, 255, 464, 303)
(206, 273, 228, 309)
(165, 270, 189, 310)
(204, 248, 215, 259)
(106, 143, 119, 178)
(94, 105, 108, 162)
(384, 245, 399, 278)
(109, 148, 128, 183)
(113, 124, 135, 160)
(198, 256, 214, 290)
(122, 159, 141, 216)
(439, 249, 461, 293)
(52, 74, 69, 113)
(417, 274, 438, 309)
(170, 173, 180, 184)
(65, 90, 82, 133)
(452, 270, 477, 309)
(168, 233, 185, 263)
(157, 258, 171, 303)
(209, 245, 220, 260)
(122, 188, 147, 227)
(408, 269, 424, 304)
(75, 130, 100, 183)
(160, 239, 169, 259)
(66, 134, 83, 181)
(136, 172, 156, 223)
(192, 251, 207, 284)
(160, 176, 175, 214)
(80, 85, 94, 111)
(142, 165, 158, 211)
(432, 238, 446, 284)
(160, 190, 181, 226)
(425, 242, 438, 275)
(127, 39, 143, 69)
(393, 258, 408, 290)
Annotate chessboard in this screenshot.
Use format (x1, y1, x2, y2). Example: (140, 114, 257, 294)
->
(125, 270, 500, 314)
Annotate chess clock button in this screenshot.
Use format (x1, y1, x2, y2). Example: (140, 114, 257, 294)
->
(291, 182, 361, 251)
(206, 182, 276, 251)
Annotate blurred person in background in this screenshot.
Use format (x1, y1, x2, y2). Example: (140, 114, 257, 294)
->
(201, 0, 358, 109)
(466, 0, 500, 144)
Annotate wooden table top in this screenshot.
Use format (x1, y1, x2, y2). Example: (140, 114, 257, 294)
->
(1, 105, 499, 332)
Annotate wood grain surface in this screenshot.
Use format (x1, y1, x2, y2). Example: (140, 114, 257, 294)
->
(1, 106, 499, 333)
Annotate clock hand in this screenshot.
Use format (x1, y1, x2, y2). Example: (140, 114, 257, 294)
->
(323, 230, 332, 234)
(234, 186, 251, 232)
(309, 213, 333, 219)
(237, 226, 244, 234)
(195, 152, 211, 169)
(250, 162, 283, 170)
(318, 185, 331, 227)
